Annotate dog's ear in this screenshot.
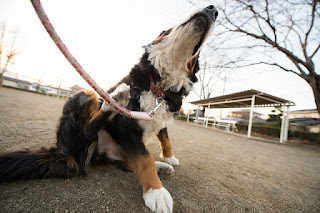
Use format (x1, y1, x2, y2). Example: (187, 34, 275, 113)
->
(143, 28, 172, 50)
(152, 28, 172, 45)
(187, 54, 200, 74)
(193, 58, 200, 75)
(188, 56, 199, 83)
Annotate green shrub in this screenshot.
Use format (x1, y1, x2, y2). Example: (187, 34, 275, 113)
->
(236, 122, 318, 143)
(236, 122, 280, 137)
(288, 130, 318, 142)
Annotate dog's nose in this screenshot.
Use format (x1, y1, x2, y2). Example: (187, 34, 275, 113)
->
(205, 5, 218, 20)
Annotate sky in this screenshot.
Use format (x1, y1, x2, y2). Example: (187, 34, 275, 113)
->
(0, 0, 317, 114)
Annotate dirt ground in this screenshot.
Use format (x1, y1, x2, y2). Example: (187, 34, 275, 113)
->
(1, 87, 320, 213)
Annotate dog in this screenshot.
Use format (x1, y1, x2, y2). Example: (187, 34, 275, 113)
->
(0, 5, 218, 212)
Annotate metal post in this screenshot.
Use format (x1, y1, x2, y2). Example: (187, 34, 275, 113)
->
(247, 95, 255, 138)
(284, 106, 290, 142)
(205, 116, 208, 127)
(187, 113, 190, 123)
(280, 107, 286, 143)
(206, 102, 211, 127)
(196, 104, 200, 121)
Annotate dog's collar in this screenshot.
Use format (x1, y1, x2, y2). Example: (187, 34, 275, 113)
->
(149, 75, 165, 98)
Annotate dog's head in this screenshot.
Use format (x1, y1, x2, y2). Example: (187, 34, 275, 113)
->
(145, 5, 218, 91)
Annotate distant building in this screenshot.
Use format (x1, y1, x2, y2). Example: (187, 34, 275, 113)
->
(2, 75, 72, 98)
(2, 76, 32, 90)
(230, 109, 265, 122)
(70, 85, 85, 93)
(231, 110, 263, 119)
(289, 109, 320, 119)
(289, 109, 320, 133)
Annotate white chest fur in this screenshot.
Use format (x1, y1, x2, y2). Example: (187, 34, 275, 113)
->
(138, 91, 174, 142)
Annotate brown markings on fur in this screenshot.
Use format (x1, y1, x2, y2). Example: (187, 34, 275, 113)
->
(66, 157, 80, 173)
(83, 90, 119, 125)
(83, 90, 102, 120)
(156, 131, 173, 158)
(127, 153, 163, 193)
(79, 90, 104, 131)
(152, 28, 172, 45)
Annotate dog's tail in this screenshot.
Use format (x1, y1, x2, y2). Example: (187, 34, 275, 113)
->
(0, 147, 84, 182)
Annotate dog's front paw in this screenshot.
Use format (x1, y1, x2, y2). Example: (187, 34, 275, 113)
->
(155, 161, 174, 174)
(160, 154, 180, 166)
(143, 187, 173, 213)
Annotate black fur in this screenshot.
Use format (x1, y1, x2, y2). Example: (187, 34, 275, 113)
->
(0, 91, 113, 181)
(113, 51, 199, 113)
(57, 92, 95, 165)
(0, 148, 83, 181)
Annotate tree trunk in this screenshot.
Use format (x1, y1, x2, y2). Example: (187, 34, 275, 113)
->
(308, 75, 320, 144)
(309, 77, 320, 115)
(0, 74, 3, 87)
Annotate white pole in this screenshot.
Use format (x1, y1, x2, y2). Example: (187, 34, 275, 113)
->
(280, 107, 286, 143)
(196, 104, 200, 120)
(247, 95, 256, 138)
(284, 106, 290, 142)
(206, 102, 211, 127)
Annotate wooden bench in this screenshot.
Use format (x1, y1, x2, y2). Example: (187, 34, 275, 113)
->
(193, 117, 208, 126)
(210, 119, 236, 131)
(188, 116, 237, 132)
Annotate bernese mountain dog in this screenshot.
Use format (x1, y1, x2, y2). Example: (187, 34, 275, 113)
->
(0, 5, 218, 212)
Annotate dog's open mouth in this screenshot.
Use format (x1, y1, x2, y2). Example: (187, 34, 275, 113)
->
(187, 12, 212, 32)
(147, 5, 218, 78)
(187, 10, 217, 56)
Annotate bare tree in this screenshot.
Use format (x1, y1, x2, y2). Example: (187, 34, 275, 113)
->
(0, 25, 18, 86)
(192, 44, 230, 119)
(192, 32, 235, 101)
(187, 0, 320, 115)
(194, 49, 221, 99)
(70, 85, 85, 93)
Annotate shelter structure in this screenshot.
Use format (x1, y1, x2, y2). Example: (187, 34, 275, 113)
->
(189, 89, 295, 143)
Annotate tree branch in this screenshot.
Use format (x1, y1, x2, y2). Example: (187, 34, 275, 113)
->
(304, 0, 317, 57)
(310, 43, 320, 59)
(232, 26, 309, 71)
(0, 25, 6, 72)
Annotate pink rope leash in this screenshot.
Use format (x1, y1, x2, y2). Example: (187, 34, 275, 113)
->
(30, 0, 153, 121)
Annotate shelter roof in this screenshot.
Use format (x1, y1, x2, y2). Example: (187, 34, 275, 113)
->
(189, 89, 295, 108)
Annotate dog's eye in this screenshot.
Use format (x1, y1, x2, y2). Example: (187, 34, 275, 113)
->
(159, 31, 166, 36)
(163, 29, 172, 36)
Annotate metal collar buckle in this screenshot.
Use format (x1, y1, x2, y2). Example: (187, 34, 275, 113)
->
(148, 97, 165, 116)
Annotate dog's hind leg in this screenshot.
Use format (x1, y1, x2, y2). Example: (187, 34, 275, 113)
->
(156, 128, 180, 166)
